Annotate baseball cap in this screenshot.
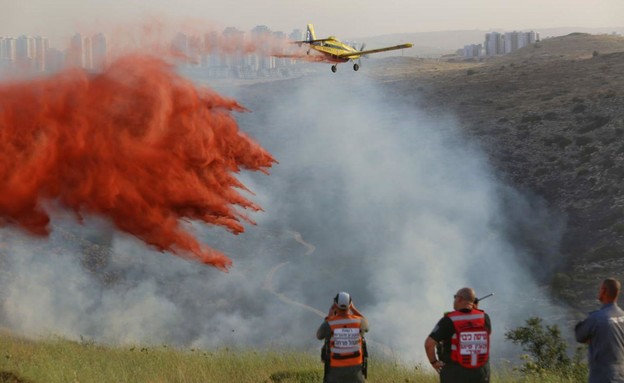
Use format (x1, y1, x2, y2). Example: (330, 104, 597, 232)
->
(335, 292, 351, 310)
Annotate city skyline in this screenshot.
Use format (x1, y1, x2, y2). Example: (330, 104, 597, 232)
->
(2, 0, 624, 44)
(0, 28, 306, 80)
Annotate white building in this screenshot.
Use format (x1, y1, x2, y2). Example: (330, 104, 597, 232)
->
(68, 33, 84, 68)
(485, 32, 504, 56)
(34, 36, 48, 72)
(463, 44, 483, 58)
(0, 37, 17, 67)
(91, 33, 108, 71)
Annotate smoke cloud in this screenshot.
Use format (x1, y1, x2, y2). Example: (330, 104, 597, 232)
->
(0, 66, 568, 363)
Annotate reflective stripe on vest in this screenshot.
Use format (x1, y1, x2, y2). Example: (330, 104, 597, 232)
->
(447, 309, 490, 369)
(328, 318, 362, 326)
(448, 314, 485, 322)
(330, 346, 360, 354)
(328, 313, 364, 368)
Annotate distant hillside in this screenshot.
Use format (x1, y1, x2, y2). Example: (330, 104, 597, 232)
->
(354, 27, 624, 57)
(368, 33, 624, 309)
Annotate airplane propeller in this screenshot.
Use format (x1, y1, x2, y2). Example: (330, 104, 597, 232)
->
(359, 43, 369, 59)
(352, 43, 367, 71)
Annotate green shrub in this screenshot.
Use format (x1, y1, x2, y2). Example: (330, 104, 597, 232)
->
(505, 317, 587, 381)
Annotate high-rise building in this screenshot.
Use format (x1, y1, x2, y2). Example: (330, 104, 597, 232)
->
(83, 36, 93, 70)
(67, 33, 84, 68)
(16, 35, 35, 70)
(527, 31, 540, 44)
(251, 25, 274, 70)
(45, 48, 65, 73)
(34, 36, 49, 72)
(463, 44, 483, 58)
(504, 32, 517, 53)
(485, 32, 504, 56)
(0, 37, 17, 68)
(223, 27, 245, 69)
(91, 33, 108, 71)
(503, 31, 539, 53)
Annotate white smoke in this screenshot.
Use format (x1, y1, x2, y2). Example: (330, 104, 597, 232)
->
(0, 69, 568, 363)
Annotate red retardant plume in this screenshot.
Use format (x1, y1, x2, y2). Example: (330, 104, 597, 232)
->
(0, 55, 275, 270)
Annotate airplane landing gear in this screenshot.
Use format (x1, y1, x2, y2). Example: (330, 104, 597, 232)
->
(331, 65, 337, 73)
(353, 63, 360, 71)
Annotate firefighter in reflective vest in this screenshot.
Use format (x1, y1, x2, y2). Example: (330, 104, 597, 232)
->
(317, 292, 369, 383)
(424, 287, 491, 383)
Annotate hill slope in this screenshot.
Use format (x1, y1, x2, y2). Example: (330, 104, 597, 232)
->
(369, 33, 624, 308)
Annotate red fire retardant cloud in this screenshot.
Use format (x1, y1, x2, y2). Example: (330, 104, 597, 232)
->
(0, 55, 276, 270)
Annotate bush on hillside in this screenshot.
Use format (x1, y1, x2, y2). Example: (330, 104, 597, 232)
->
(505, 316, 587, 381)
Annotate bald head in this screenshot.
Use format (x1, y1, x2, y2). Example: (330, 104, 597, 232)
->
(454, 287, 476, 310)
(456, 287, 476, 302)
(603, 278, 621, 300)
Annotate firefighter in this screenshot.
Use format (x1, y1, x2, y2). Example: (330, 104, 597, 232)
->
(317, 292, 369, 383)
(424, 287, 491, 383)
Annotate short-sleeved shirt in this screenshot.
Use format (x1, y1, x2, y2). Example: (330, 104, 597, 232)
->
(575, 303, 624, 383)
(428, 309, 492, 364)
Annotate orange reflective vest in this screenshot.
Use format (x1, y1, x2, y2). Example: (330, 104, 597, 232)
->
(447, 309, 490, 368)
(327, 313, 364, 367)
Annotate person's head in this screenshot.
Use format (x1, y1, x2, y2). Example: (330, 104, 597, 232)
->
(599, 278, 621, 304)
(453, 287, 476, 310)
(334, 292, 352, 311)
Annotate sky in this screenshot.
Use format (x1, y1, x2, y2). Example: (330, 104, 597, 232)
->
(2, 0, 624, 42)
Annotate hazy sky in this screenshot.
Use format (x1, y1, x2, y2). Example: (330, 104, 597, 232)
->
(2, 0, 624, 41)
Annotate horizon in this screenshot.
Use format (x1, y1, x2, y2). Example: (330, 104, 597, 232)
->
(2, 0, 624, 43)
(1, 25, 622, 53)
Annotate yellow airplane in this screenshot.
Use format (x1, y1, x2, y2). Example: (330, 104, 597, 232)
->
(293, 24, 413, 73)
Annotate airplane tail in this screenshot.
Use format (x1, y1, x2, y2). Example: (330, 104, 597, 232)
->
(305, 24, 316, 42)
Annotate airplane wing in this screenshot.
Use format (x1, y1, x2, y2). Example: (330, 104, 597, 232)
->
(272, 53, 327, 61)
(338, 43, 413, 59)
(291, 39, 333, 45)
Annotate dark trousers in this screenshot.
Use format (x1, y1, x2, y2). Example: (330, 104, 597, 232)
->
(324, 365, 365, 383)
(440, 362, 489, 383)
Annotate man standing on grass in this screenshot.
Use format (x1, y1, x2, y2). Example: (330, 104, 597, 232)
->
(575, 277, 624, 383)
(425, 287, 491, 383)
(316, 292, 369, 383)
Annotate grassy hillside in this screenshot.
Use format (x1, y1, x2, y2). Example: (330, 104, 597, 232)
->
(0, 331, 587, 383)
(0, 330, 431, 383)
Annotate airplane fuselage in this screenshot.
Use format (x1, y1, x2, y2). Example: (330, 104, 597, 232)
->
(309, 38, 360, 63)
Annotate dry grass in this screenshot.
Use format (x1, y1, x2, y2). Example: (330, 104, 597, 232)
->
(0, 331, 440, 383)
(0, 330, 589, 383)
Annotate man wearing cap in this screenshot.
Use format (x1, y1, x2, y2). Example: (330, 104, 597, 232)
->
(317, 292, 369, 383)
(424, 287, 491, 383)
